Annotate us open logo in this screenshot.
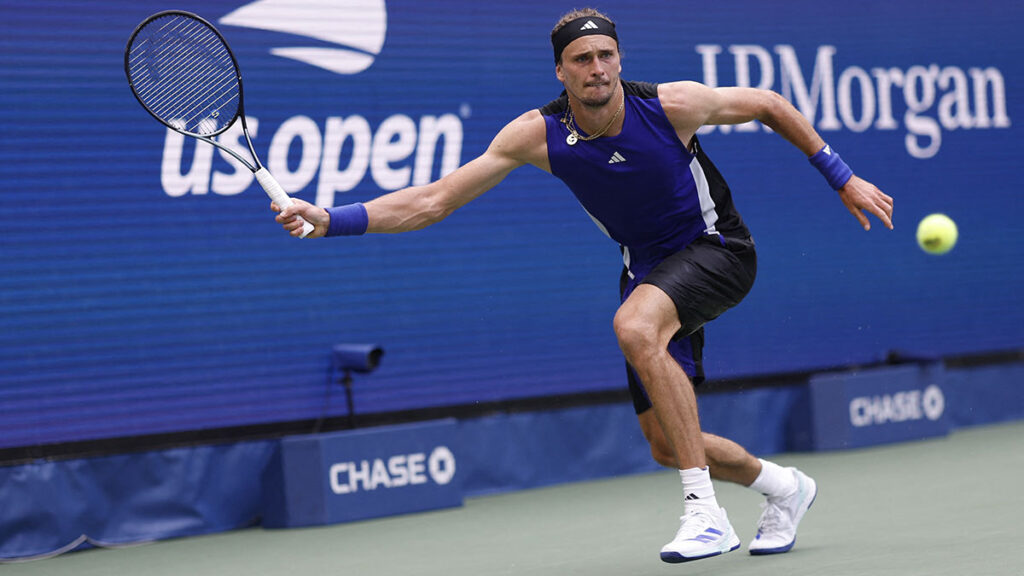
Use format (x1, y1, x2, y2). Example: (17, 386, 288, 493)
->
(329, 446, 457, 494)
(220, 0, 387, 75)
(161, 0, 467, 207)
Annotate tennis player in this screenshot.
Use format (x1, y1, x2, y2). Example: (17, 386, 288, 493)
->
(275, 8, 893, 564)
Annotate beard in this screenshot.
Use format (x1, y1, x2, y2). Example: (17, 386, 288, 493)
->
(572, 80, 618, 109)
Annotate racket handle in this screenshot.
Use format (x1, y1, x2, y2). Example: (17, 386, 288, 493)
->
(254, 167, 314, 238)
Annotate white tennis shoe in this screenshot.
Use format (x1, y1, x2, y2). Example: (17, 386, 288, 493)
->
(748, 467, 817, 555)
(660, 505, 741, 563)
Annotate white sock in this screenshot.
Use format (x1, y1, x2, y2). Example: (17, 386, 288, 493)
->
(680, 467, 719, 509)
(749, 458, 797, 498)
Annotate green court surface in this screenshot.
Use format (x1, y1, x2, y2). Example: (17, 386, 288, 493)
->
(7, 420, 1024, 576)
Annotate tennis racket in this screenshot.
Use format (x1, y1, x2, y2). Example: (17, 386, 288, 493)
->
(125, 10, 314, 237)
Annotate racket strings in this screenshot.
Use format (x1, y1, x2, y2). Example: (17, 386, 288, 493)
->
(128, 14, 241, 136)
(131, 18, 234, 105)
(134, 22, 232, 110)
(134, 20, 237, 131)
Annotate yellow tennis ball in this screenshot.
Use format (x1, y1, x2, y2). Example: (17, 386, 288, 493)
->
(916, 213, 958, 254)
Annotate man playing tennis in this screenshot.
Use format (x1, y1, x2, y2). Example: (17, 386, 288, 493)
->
(275, 8, 893, 564)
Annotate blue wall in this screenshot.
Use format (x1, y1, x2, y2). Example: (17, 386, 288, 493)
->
(2, 0, 1021, 448)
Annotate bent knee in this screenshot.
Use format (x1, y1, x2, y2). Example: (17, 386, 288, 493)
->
(614, 286, 680, 362)
(613, 310, 659, 362)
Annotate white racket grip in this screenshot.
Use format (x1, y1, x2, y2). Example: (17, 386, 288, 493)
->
(255, 167, 314, 238)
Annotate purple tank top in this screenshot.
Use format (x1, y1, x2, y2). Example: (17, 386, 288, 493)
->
(540, 80, 748, 280)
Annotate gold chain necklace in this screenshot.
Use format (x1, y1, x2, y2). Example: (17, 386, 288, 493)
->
(561, 95, 624, 146)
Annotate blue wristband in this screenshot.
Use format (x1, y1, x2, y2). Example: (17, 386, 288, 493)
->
(325, 203, 369, 237)
(809, 144, 854, 190)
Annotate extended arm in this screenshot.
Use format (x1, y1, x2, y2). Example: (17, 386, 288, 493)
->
(274, 110, 549, 237)
(660, 82, 894, 230)
(361, 145, 521, 233)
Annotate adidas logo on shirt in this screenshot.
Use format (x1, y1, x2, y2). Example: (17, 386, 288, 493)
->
(608, 151, 626, 164)
(580, 20, 599, 30)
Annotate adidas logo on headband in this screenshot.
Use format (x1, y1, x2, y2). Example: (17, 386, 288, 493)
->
(552, 15, 618, 63)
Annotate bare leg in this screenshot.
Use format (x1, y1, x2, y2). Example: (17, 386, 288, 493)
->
(638, 410, 761, 486)
(614, 285, 705, 469)
(619, 288, 747, 562)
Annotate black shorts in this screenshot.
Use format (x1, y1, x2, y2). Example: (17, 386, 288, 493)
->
(622, 234, 757, 414)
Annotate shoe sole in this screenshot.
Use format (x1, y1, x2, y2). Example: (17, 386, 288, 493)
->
(661, 534, 741, 563)
(749, 475, 818, 556)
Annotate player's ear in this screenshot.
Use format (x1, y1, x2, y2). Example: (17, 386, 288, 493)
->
(555, 62, 564, 83)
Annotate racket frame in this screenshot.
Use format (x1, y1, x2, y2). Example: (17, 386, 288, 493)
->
(125, 10, 264, 173)
(125, 10, 313, 237)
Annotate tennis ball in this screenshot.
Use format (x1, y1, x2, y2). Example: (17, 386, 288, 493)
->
(916, 213, 958, 254)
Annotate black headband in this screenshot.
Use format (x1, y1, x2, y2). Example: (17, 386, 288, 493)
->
(551, 16, 618, 63)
